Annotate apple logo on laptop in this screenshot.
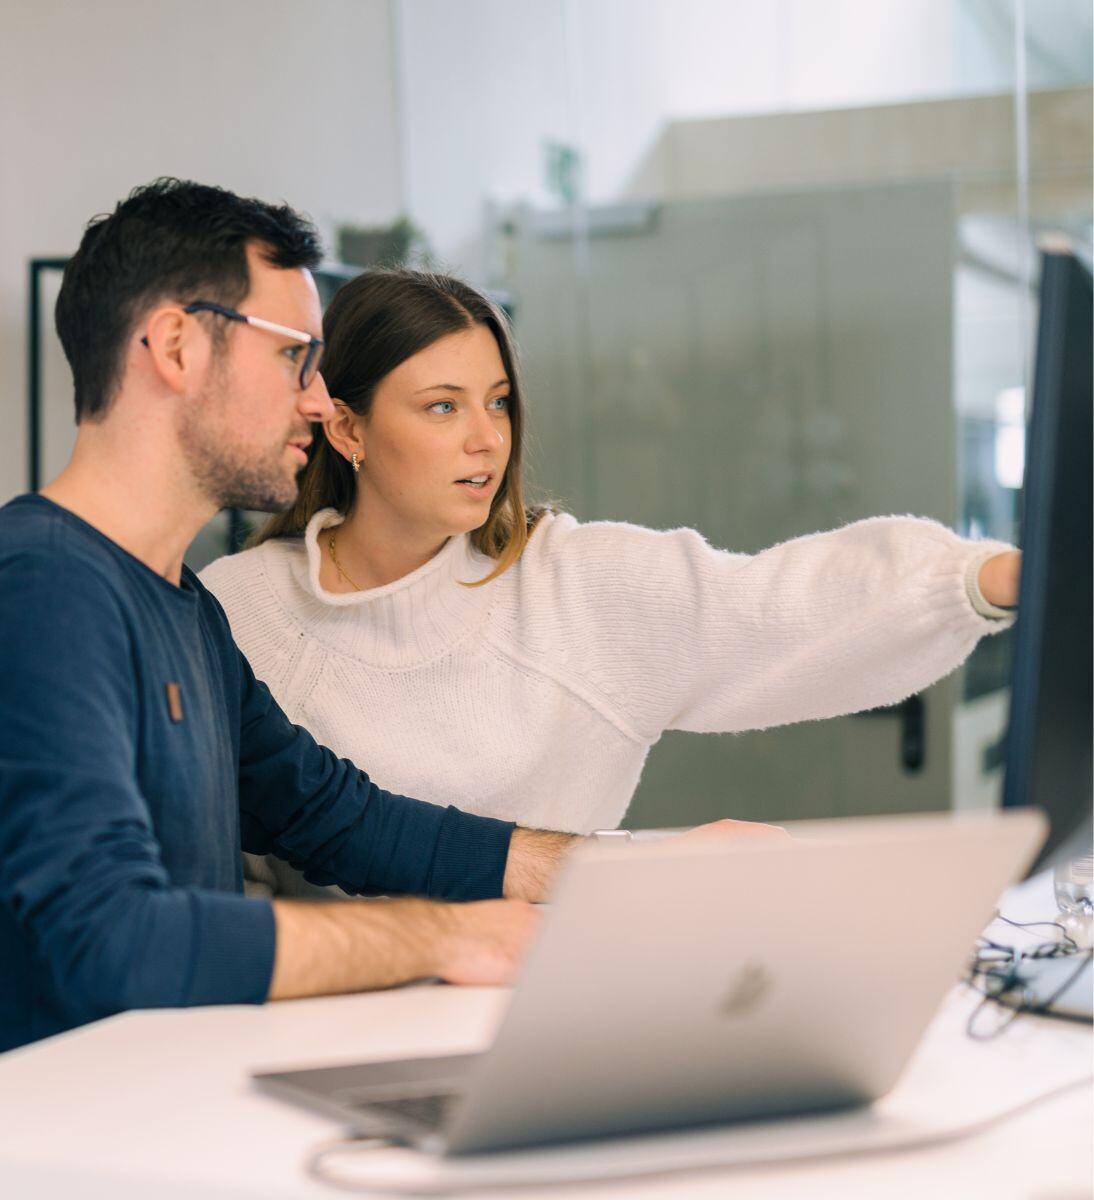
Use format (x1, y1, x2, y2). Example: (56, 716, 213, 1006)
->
(719, 961, 771, 1017)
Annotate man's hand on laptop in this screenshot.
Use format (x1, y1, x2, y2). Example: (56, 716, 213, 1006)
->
(500, 819, 792, 909)
(673, 818, 792, 847)
(431, 899, 541, 986)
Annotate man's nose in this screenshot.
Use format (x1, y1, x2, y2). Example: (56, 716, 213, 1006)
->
(299, 371, 335, 422)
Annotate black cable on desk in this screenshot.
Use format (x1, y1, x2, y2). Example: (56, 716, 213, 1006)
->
(965, 913, 1092, 1040)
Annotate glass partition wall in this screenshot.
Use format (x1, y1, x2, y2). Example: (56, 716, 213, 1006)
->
(392, 0, 1092, 826)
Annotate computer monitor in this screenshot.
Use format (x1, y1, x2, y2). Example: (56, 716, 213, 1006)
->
(1001, 239, 1093, 877)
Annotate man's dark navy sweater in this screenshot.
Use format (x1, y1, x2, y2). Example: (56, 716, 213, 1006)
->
(0, 495, 514, 1052)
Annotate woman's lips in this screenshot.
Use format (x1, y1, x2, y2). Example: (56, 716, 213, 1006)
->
(455, 473, 496, 497)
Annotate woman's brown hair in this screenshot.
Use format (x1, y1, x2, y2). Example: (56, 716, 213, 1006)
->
(253, 268, 547, 585)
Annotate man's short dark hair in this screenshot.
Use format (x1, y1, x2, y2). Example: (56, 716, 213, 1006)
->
(55, 178, 323, 422)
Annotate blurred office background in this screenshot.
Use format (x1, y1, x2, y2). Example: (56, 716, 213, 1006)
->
(5, 0, 1091, 826)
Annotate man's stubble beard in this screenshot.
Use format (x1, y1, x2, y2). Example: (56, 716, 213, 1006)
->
(176, 367, 302, 514)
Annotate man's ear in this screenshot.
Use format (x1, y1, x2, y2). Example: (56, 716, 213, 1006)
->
(141, 306, 205, 395)
(323, 401, 365, 464)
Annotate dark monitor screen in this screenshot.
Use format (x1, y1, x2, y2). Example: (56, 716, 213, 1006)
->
(1001, 242, 1093, 875)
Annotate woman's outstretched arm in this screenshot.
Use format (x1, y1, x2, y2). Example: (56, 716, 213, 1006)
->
(503, 514, 1016, 740)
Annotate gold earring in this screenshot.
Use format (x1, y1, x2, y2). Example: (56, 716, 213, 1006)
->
(351, 452, 361, 474)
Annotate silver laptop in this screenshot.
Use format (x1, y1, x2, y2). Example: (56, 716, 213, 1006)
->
(252, 810, 1044, 1156)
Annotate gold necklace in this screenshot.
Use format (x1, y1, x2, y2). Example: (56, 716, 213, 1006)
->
(328, 531, 363, 591)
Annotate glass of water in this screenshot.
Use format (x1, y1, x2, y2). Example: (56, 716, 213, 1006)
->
(1054, 853, 1094, 947)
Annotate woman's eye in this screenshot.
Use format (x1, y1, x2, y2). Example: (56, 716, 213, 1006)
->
(489, 395, 510, 411)
(428, 400, 456, 414)
(284, 345, 304, 362)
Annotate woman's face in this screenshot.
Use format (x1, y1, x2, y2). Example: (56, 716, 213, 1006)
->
(351, 323, 512, 541)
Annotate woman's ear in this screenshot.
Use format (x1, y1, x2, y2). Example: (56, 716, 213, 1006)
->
(323, 401, 365, 466)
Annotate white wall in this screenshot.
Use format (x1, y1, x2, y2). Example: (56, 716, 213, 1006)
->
(393, 0, 960, 273)
(0, 0, 404, 501)
(394, 0, 1092, 275)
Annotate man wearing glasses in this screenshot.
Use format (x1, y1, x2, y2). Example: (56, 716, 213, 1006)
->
(0, 179, 583, 1052)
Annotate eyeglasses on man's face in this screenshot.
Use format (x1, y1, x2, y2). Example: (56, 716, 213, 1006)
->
(141, 299, 325, 391)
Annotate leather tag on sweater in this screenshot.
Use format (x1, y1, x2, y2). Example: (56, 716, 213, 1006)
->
(165, 682, 184, 723)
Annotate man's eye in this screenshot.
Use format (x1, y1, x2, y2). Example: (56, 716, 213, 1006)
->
(284, 345, 304, 362)
(428, 401, 456, 414)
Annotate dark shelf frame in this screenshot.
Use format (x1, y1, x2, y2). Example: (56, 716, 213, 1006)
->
(27, 257, 71, 492)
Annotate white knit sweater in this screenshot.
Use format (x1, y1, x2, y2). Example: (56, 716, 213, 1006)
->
(200, 509, 1010, 896)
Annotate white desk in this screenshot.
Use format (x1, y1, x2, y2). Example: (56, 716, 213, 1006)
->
(0, 880, 1090, 1200)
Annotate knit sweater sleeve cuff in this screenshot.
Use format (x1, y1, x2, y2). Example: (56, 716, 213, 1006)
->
(185, 891, 276, 1005)
(963, 544, 1019, 622)
(428, 806, 514, 901)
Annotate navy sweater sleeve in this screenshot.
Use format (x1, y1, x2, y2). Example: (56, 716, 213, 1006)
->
(232, 643, 515, 901)
(0, 552, 274, 1033)
(0, 511, 516, 1052)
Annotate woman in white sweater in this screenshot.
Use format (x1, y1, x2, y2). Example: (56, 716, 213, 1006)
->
(200, 269, 1019, 898)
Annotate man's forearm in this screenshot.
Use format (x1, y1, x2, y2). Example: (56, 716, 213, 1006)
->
(267, 896, 448, 1000)
(502, 827, 580, 902)
(267, 824, 579, 1001)
(267, 895, 542, 999)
